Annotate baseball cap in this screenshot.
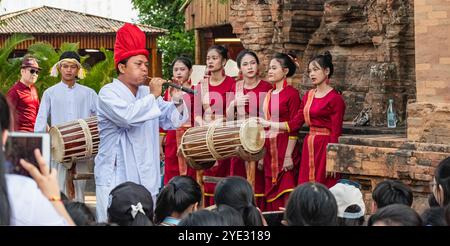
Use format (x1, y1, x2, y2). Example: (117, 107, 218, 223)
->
(329, 180, 366, 219)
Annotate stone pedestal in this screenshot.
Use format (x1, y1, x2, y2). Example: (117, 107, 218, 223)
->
(327, 135, 450, 214)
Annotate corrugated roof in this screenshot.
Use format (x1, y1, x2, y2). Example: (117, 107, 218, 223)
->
(0, 5, 167, 35)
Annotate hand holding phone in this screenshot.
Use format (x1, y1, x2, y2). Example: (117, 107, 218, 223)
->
(4, 132, 50, 177)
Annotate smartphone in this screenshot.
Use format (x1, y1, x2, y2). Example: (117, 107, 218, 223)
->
(262, 211, 285, 226)
(4, 132, 51, 177)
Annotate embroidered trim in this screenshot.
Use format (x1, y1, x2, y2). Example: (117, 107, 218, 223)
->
(266, 188, 294, 203)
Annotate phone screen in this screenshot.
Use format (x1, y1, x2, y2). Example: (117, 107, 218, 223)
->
(4, 132, 50, 177)
(262, 211, 285, 226)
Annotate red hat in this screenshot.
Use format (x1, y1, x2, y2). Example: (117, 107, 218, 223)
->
(114, 23, 150, 67)
(21, 56, 41, 70)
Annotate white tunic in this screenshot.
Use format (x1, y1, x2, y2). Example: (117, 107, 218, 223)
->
(94, 79, 188, 221)
(34, 81, 98, 202)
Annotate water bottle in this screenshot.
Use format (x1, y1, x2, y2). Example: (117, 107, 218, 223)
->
(387, 99, 397, 128)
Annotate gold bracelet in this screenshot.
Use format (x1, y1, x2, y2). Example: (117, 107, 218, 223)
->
(48, 196, 62, 202)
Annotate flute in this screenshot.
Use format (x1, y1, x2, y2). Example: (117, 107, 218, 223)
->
(146, 76, 197, 95)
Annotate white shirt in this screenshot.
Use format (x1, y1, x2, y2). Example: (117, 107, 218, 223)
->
(34, 81, 98, 132)
(6, 174, 68, 226)
(95, 79, 188, 196)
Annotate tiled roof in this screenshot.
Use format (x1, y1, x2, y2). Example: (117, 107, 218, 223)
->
(0, 5, 166, 34)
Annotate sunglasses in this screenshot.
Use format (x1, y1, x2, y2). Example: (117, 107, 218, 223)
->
(29, 69, 40, 75)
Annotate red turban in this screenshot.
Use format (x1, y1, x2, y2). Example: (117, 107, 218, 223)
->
(114, 23, 150, 67)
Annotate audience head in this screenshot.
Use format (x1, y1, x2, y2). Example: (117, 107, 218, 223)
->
(421, 207, 447, 226)
(155, 176, 201, 225)
(108, 182, 154, 226)
(433, 157, 450, 207)
(368, 204, 422, 226)
(285, 182, 338, 226)
(372, 180, 413, 211)
(214, 176, 263, 226)
(330, 180, 365, 226)
(178, 209, 226, 226)
(63, 201, 96, 226)
(215, 204, 245, 226)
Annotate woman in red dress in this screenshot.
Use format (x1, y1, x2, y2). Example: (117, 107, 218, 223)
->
(262, 52, 301, 211)
(225, 50, 272, 210)
(160, 56, 197, 185)
(262, 51, 346, 188)
(193, 45, 236, 207)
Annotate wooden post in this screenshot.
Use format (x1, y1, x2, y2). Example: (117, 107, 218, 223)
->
(67, 162, 76, 200)
(246, 161, 256, 192)
(195, 29, 202, 65)
(196, 170, 205, 208)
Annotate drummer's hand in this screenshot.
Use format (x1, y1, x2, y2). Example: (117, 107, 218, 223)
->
(257, 159, 264, 171)
(282, 155, 294, 172)
(20, 149, 60, 200)
(149, 77, 165, 98)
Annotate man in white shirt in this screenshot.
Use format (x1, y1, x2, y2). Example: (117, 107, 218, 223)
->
(95, 23, 188, 222)
(34, 51, 98, 203)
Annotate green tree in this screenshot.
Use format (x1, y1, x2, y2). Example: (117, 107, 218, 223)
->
(132, 0, 195, 79)
(0, 34, 35, 93)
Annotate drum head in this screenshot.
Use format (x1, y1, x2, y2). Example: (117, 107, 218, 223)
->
(240, 118, 265, 153)
(49, 127, 65, 163)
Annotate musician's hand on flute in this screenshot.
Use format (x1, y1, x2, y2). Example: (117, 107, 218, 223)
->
(148, 77, 165, 98)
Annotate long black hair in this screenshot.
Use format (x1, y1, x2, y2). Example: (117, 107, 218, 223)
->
(285, 182, 338, 226)
(214, 176, 263, 226)
(0, 93, 11, 225)
(154, 176, 202, 224)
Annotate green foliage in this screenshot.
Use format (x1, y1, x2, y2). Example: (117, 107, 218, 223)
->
(79, 48, 117, 93)
(0, 36, 116, 97)
(28, 42, 116, 95)
(0, 34, 35, 93)
(132, 0, 195, 78)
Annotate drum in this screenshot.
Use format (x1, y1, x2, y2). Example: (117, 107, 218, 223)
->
(49, 116, 99, 168)
(180, 117, 265, 170)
